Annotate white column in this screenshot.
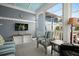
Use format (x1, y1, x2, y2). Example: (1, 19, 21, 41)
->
(62, 3, 72, 43)
(35, 14, 38, 37)
(36, 12, 46, 37)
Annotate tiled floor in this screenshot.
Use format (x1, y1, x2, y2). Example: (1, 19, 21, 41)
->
(15, 38, 59, 56)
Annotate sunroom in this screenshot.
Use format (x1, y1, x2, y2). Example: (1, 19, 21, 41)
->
(0, 3, 79, 56)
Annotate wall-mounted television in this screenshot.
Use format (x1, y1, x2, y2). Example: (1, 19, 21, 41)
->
(15, 23, 28, 31)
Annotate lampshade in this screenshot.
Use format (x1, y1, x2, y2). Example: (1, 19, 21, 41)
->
(68, 18, 77, 25)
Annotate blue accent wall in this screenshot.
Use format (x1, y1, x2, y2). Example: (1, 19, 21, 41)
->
(0, 5, 35, 39)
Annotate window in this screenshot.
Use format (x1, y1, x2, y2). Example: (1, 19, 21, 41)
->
(47, 3, 63, 40)
(72, 3, 79, 44)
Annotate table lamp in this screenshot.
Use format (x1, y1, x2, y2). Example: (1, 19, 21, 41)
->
(68, 18, 77, 44)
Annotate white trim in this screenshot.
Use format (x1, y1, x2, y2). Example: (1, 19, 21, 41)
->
(0, 4, 36, 15)
(0, 16, 35, 23)
(36, 3, 57, 14)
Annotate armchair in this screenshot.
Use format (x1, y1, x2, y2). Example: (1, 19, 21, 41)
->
(37, 31, 52, 54)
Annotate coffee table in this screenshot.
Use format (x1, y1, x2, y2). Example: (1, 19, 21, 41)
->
(50, 40, 64, 55)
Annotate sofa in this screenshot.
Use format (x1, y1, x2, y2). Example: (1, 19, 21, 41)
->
(0, 35, 15, 56)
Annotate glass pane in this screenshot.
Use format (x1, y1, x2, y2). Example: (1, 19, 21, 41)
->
(72, 3, 79, 11)
(16, 3, 30, 9)
(47, 3, 62, 16)
(72, 3, 79, 18)
(27, 3, 44, 11)
(16, 3, 45, 12)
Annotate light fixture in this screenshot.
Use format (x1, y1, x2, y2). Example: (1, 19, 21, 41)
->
(68, 18, 78, 44)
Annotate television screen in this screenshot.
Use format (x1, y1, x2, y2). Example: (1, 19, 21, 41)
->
(15, 23, 28, 31)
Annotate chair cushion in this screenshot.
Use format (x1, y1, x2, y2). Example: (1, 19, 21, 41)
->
(0, 34, 5, 45)
(40, 39, 51, 46)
